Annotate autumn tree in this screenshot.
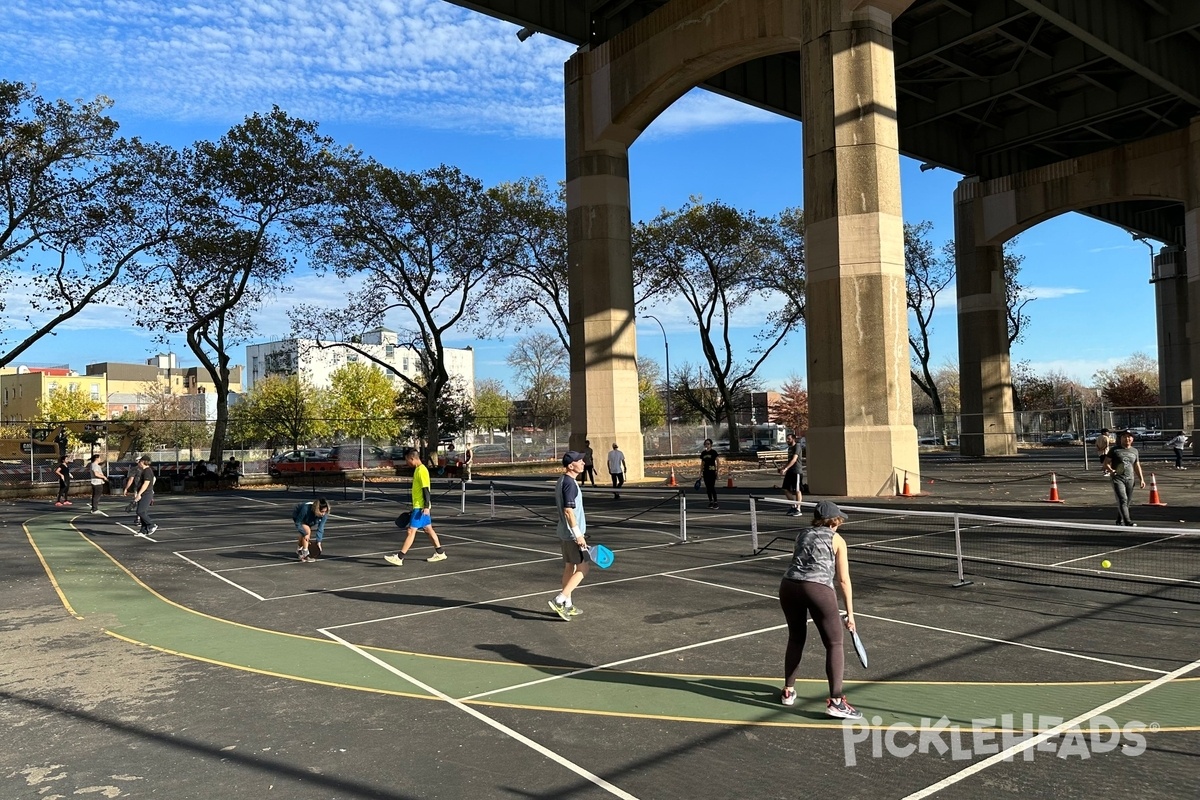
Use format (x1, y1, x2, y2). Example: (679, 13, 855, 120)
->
(772, 376, 809, 435)
(37, 387, 106, 453)
(633, 199, 804, 452)
(1095, 353, 1160, 408)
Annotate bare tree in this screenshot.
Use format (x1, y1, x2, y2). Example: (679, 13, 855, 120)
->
(1004, 237, 1033, 347)
(904, 221, 955, 415)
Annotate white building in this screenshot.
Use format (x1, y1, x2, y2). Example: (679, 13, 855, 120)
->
(245, 328, 474, 397)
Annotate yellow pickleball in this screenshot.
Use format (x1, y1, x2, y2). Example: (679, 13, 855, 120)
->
(1101, 560, 1112, 569)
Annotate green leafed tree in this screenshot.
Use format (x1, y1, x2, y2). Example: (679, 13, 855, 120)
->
(634, 199, 803, 451)
(0, 82, 187, 368)
(472, 378, 512, 440)
(293, 161, 507, 453)
(37, 388, 106, 453)
(138, 108, 342, 464)
(638, 357, 665, 429)
(229, 374, 329, 450)
(323, 362, 403, 442)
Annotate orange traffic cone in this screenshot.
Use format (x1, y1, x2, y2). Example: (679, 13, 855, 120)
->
(727, 474, 735, 488)
(899, 471, 915, 497)
(1043, 472, 1065, 503)
(1144, 473, 1168, 506)
(668, 467, 678, 487)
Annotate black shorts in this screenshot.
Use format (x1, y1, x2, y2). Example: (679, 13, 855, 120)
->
(782, 469, 801, 493)
(560, 539, 587, 565)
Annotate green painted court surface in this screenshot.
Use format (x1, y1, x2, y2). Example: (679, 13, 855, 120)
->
(8, 469, 1200, 799)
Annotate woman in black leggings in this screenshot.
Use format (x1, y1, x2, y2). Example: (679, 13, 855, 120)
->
(778, 500, 861, 719)
(699, 439, 720, 509)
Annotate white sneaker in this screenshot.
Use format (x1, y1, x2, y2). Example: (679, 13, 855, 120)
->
(383, 554, 404, 566)
(426, 551, 447, 562)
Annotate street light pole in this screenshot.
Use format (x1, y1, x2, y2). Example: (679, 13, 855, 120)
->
(643, 314, 673, 455)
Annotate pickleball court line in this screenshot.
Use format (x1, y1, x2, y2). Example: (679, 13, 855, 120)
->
(900, 655, 1200, 799)
(320, 628, 643, 800)
(662, 574, 1169, 675)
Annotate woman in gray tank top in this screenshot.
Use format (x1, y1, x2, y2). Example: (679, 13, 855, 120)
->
(777, 500, 861, 719)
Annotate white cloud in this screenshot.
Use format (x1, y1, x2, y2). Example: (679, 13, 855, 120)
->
(1028, 286, 1087, 300)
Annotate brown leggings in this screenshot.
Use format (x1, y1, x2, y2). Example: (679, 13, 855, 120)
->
(779, 578, 844, 697)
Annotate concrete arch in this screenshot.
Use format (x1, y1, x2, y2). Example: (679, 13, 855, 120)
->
(967, 128, 1191, 247)
(572, 0, 805, 150)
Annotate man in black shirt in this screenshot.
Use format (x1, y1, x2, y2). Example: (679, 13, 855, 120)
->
(132, 456, 158, 536)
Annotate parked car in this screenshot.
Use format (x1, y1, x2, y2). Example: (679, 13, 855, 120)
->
(470, 443, 511, 463)
(1041, 432, 1078, 446)
(325, 444, 392, 469)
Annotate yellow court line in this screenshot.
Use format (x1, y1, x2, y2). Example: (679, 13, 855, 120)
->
(25, 518, 1200, 732)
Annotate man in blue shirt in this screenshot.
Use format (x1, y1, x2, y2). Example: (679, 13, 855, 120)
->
(293, 498, 330, 562)
(549, 451, 590, 620)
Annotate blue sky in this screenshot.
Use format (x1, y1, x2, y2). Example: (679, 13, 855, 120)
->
(0, 0, 1163, 394)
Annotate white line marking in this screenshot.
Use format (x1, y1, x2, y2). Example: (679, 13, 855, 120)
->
(901, 656, 1200, 799)
(320, 628, 642, 800)
(173, 552, 265, 601)
(461, 623, 787, 702)
(1050, 534, 1185, 567)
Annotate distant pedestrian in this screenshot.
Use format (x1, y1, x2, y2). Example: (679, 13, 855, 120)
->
(132, 456, 158, 536)
(607, 443, 626, 499)
(87, 453, 106, 513)
(1166, 431, 1189, 470)
(461, 445, 472, 483)
(292, 498, 330, 562)
(777, 433, 802, 516)
(548, 451, 589, 621)
(699, 439, 720, 509)
(1094, 428, 1112, 460)
(384, 448, 448, 566)
(1103, 430, 1146, 526)
(53, 455, 72, 506)
(582, 440, 597, 487)
(778, 500, 862, 719)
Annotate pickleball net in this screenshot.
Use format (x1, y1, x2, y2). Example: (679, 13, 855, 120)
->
(748, 496, 1200, 603)
(487, 480, 691, 542)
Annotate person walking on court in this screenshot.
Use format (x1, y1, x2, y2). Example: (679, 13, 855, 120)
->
(1103, 430, 1146, 527)
(1166, 430, 1190, 470)
(293, 497, 330, 562)
(53, 455, 73, 506)
(699, 439, 720, 509)
(385, 448, 448, 566)
(131, 456, 158, 536)
(607, 442, 626, 499)
(777, 433, 802, 516)
(1094, 428, 1112, 461)
(582, 440, 597, 487)
(777, 500, 862, 719)
(549, 451, 590, 621)
(87, 453, 106, 513)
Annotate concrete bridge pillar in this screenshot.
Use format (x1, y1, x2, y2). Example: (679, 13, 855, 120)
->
(1154, 247, 1191, 434)
(1187, 119, 1200, 448)
(563, 64, 643, 479)
(954, 178, 1017, 456)
(802, 1, 919, 495)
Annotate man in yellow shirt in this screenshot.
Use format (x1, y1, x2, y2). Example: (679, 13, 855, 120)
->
(385, 448, 448, 566)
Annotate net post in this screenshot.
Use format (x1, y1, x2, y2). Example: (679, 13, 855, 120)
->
(749, 496, 759, 554)
(489, 481, 495, 519)
(460, 479, 466, 515)
(679, 490, 687, 543)
(952, 512, 972, 587)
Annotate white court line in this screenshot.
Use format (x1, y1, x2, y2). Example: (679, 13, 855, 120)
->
(320, 628, 642, 800)
(173, 551, 266, 601)
(901, 656, 1200, 799)
(1050, 533, 1186, 567)
(664, 576, 1167, 675)
(461, 623, 787, 702)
